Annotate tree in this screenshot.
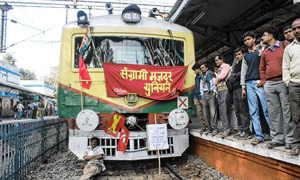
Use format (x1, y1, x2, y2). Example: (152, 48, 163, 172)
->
(19, 68, 36, 80)
(2, 53, 17, 66)
(44, 65, 59, 96)
(2, 53, 36, 80)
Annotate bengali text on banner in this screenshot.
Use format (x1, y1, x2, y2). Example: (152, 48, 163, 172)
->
(103, 63, 188, 100)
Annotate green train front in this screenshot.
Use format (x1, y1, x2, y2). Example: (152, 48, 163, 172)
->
(57, 6, 196, 160)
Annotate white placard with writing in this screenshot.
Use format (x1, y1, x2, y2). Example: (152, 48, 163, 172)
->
(146, 124, 169, 151)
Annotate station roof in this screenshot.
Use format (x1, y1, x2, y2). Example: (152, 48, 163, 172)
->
(167, 0, 300, 67)
(0, 81, 54, 99)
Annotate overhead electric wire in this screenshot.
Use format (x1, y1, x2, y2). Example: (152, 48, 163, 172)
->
(26, 40, 61, 44)
(7, 18, 43, 31)
(1, 0, 174, 13)
(8, 11, 36, 35)
(18, 6, 38, 28)
(6, 28, 52, 49)
(1, 0, 174, 52)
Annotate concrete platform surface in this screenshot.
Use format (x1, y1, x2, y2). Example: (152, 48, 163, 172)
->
(189, 128, 300, 167)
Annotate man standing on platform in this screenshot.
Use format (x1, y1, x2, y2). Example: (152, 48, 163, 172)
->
(214, 55, 232, 138)
(241, 31, 270, 145)
(16, 102, 24, 120)
(283, 18, 300, 155)
(200, 64, 218, 136)
(192, 63, 206, 133)
(260, 27, 293, 149)
(230, 47, 251, 140)
(32, 101, 38, 119)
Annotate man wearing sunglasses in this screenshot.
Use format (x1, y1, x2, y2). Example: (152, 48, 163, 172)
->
(282, 18, 300, 156)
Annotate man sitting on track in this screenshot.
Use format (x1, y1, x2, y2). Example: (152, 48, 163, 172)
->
(80, 137, 106, 180)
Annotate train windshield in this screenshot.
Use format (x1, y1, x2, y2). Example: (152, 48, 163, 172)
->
(74, 36, 184, 68)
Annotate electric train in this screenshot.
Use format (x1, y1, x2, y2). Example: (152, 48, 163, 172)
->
(57, 5, 196, 160)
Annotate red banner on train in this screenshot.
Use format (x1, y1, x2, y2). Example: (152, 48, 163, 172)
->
(103, 63, 188, 100)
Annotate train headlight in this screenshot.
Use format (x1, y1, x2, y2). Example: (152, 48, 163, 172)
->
(124, 93, 138, 106)
(105, 2, 113, 14)
(122, 4, 141, 23)
(77, 10, 89, 27)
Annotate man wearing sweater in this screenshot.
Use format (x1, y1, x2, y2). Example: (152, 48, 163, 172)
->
(283, 18, 300, 155)
(241, 31, 270, 145)
(215, 55, 232, 138)
(260, 27, 293, 149)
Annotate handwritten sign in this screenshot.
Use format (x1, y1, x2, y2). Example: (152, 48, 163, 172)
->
(146, 124, 169, 150)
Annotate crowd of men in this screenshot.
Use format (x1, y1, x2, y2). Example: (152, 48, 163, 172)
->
(192, 18, 300, 155)
(13, 100, 56, 120)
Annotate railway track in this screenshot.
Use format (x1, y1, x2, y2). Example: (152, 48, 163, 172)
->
(98, 159, 187, 180)
(25, 147, 235, 180)
(163, 162, 186, 180)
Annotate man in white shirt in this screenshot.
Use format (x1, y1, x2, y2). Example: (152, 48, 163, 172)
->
(16, 102, 24, 119)
(283, 18, 300, 155)
(80, 137, 105, 180)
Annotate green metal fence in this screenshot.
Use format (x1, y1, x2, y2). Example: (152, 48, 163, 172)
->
(0, 117, 68, 180)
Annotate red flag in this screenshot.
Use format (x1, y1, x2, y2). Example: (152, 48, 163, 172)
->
(104, 111, 126, 137)
(118, 125, 129, 152)
(79, 54, 91, 89)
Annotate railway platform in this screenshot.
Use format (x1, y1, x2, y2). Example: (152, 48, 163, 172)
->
(189, 118, 300, 180)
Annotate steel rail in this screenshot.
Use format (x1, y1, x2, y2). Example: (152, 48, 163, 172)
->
(163, 162, 186, 180)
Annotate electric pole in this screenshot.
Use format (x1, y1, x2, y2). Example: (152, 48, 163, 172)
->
(0, 3, 13, 53)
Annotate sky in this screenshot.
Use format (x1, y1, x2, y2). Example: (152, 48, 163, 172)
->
(1, 7, 71, 79)
(0, 1, 176, 79)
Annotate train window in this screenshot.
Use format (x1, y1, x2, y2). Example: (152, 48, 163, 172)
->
(74, 36, 184, 68)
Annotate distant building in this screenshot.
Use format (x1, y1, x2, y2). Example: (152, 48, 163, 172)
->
(0, 61, 55, 118)
(0, 61, 21, 85)
(0, 61, 22, 117)
(21, 80, 55, 97)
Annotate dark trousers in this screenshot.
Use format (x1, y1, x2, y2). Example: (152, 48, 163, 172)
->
(289, 81, 300, 143)
(233, 88, 250, 132)
(32, 109, 37, 119)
